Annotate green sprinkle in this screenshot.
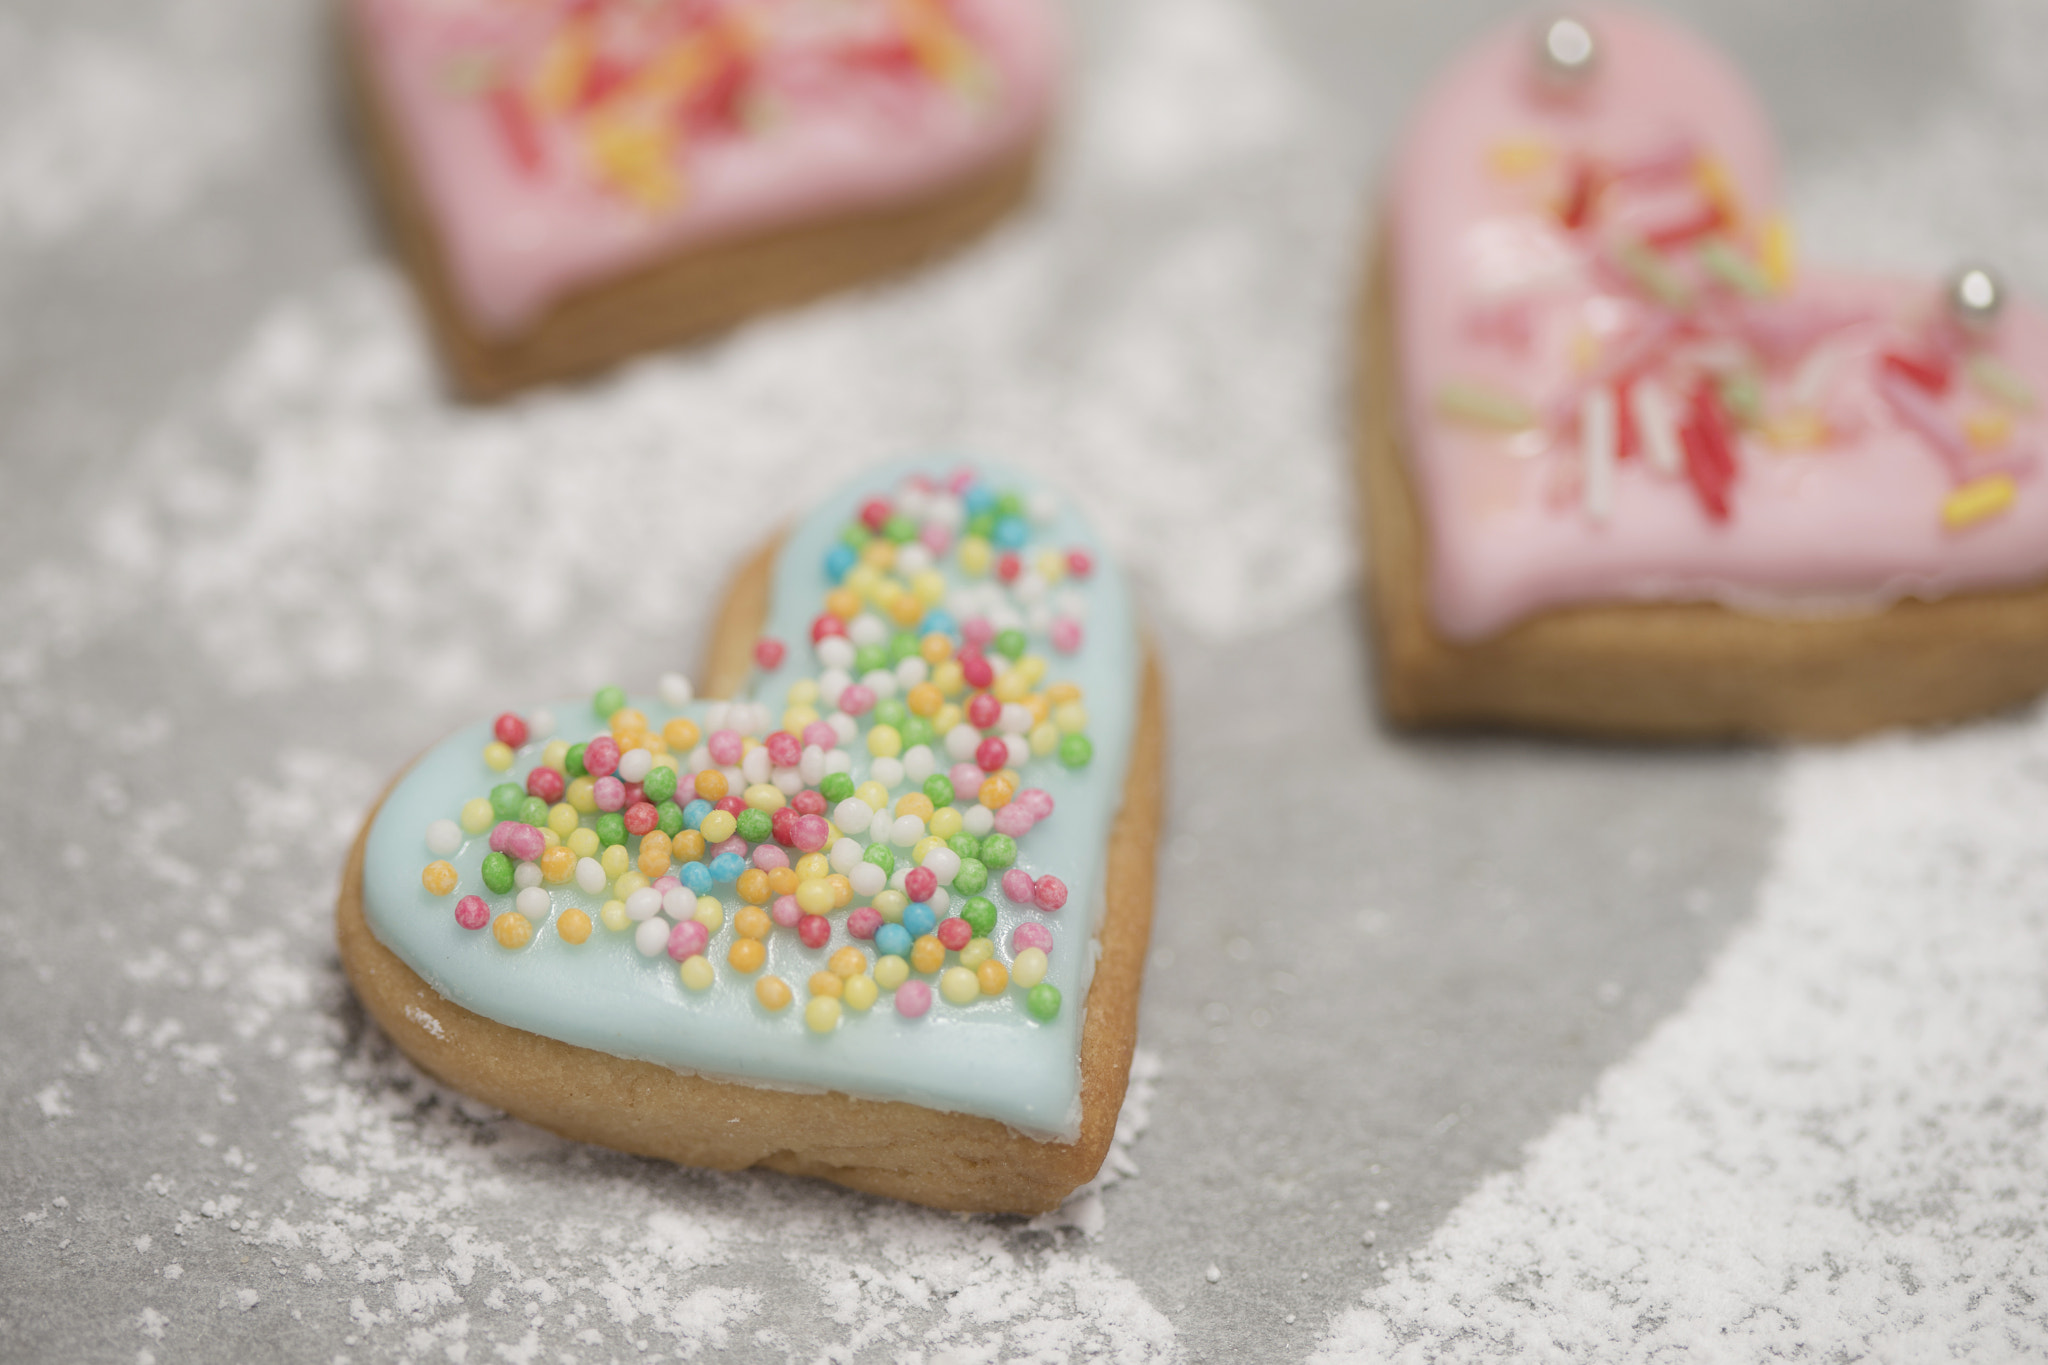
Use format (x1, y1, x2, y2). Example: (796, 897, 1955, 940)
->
(967, 510, 997, 539)
(657, 801, 686, 837)
(947, 833, 982, 862)
(1435, 380, 1537, 430)
(592, 685, 626, 720)
(735, 809, 772, 843)
(900, 717, 935, 749)
(489, 783, 525, 821)
(863, 845, 895, 877)
(961, 896, 997, 938)
(1967, 354, 2039, 412)
(1716, 369, 1764, 429)
(884, 514, 918, 544)
(873, 697, 909, 728)
(820, 773, 855, 804)
(565, 743, 588, 779)
(923, 775, 956, 808)
(595, 813, 627, 847)
(888, 632, 921, 664)
(480, 851, 514, 895)
(516, 795, 550, 827)
(979, 834, 1017, 870)
(1026, 983, 1062, 1021)
(641, 765, 677, 804)
(853, 643, 889, 676)
(993, 629, 1027, 661)
(840, 523, 872, 548)
(995, 491, 1026, 519)
(1697, 238, 1771, 297)
(1058, 734, 1094, 768)
(1615, 237, 1692, 310)
(953, 857, 989, 895)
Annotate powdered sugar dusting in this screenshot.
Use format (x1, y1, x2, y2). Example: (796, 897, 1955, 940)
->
(1313, 705, 2048, 1360)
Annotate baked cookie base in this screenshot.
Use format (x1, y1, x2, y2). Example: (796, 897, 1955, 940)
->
(343, 16, 1043, 403)
(1358, 240, 2048, 741)
(335, 549, 1164, 1215)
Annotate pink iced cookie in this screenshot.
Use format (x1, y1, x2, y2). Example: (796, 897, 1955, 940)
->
(1364, 7, 2048, 739)
(346, 0, 1060, 397)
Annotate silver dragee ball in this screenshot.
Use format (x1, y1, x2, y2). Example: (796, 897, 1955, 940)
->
(1948, 264, 2005, 332)
(1535, 16, 1598, 87)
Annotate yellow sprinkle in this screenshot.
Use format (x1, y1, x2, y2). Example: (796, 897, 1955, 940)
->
(842, 975, 879, 1012)
(492, 912, 532, 950)
(600, 900, 631, 933)
(460, 798, 495, 835)
(804, 996, 842, 1033)
(755, 975, 793, 1011)
(1964, 411, 2013, 451)
(483, 741, 515, 772)
(1693, 154, 1743, 228)
(1758, 217, 1796, 293)
(1944, 475, 2017, 530)
(1763, 411, 1828, 450)
(1486, 137, 1551, 178)
(679, 955, 715, 991)
(585, 117, 682, 211)
(421, 861, 458, 896)
(531, 27, 592, 115)
(556, 908, 592, 945)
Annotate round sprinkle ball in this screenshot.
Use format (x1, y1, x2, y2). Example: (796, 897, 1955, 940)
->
(454, 896, 490, 931)
(756, 976, 793, 1012)
(557, 908, 592, 945)
(1026, 982, 1062, 1021)
(895, 979, 933, 1018)
(492, 912, 533, 950)
(421, 861, 459, 896)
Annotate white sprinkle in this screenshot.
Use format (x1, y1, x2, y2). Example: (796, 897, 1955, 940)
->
(1581, 387, 1617, 522)
(903, 745, 936, 783)
(514, 886, 550, 918)
(850, 862, 886, 898)
(513, 862, 543, 891)
(964, 805, 995, 836)
(1633, 378, 1684, 475)
(424, 819, 462, 856)
(616, 749, 653, 783)
(848, 614, 887, 647)
(574, 858, 606, 895)
(1205, 1265, 1222, 1284)
(816, 637, 855, 670)
(871, 756, 905, 790)
(625, 888, 662, 922)
(656, 673, 693, 708)
(633, 919, 670, 957)
(527, 707, 556, 740)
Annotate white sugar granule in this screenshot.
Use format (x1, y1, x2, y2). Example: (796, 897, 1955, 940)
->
(1315, 701, 2048, 1361)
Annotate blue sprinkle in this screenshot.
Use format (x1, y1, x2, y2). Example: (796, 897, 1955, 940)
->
(823, 543, 857, 583)
(992, 516, 1029, 550)
(683, 799, 712, 831)
(875, 924, 913, 959)
(901, 902, 937, 938)
(921, 609, 959, 639)
(709, 851, 747, 882)
(963, 486, 995, 515)
(678, 861, 712, 894)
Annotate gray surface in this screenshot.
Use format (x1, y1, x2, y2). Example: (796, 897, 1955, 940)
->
(0, 0, 2023, 1360)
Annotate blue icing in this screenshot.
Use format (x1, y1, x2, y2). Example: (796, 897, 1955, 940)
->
(362, 461, 1138, 1139)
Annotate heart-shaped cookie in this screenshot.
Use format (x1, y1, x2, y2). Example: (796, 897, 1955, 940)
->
(344, 0, 1059, 398)
(1360, 7, 2048, 738)
(336, 463, 1162, 1214)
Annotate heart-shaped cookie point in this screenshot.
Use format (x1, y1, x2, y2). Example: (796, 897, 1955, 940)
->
(1361, 5, 2048, 739)
(344, 0, 1060, 399)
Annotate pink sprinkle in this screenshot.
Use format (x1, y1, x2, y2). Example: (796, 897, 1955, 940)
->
(791, 790, 827, 817)
(667, 921, 709, 961)
(1001, 868, 1036, 903)
(975, 737, 1009, 772)
(1050, 618, 1083, 653)
(488, 821, 518, 853)
(754, 638, 787, 670)
(504, 825, 545, 862)
(525, 767, 565, 803)
(493, 712, 529, 748)
(622, 781, 644, 807)
(792, 814, 831, 852)
(920, 523, 952, 556)
(950, 762, 985, 796)
(967, 693, 1002, 729)
(946, 467, 976, 494)
(583, 736, 620, 778)
(653, 875, 681, 893)
(1066, 549, 1093, 579)
(937, 917, 973, 950)
(706, 729, 744, 765)
(592, 776, 626, 812)
(839, 685, 875, 717)
(895, 980, 933, 1018)
(993, 804, 1036, 838)
(847, 907, 882, 940)
(771, 895, 802, 929)
(765, 731, 802, 767)
(752, 845, 790, 871)
(802, 721, 838, 749)
(798, 915, 831, 948)
(1016, 789, 1055, 820)
(455, 896, 490, 930)
(962, 617, 995, 649)
(1011, 922, 1053, 954)
(904, 867, 937, 902)
(1033, 876, 1068, 912)
(710, 836, 748, 860)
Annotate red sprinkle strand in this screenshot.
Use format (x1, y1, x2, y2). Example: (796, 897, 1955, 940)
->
(488, 86, 544, 175)
(1881, 349, 1952, 395)
(1679, 380, 1738, 521)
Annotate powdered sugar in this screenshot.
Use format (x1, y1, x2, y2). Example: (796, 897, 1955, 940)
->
(1315, 703, 2048, 1361)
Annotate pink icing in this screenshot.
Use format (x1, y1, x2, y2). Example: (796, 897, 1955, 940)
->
(350, 0, 1060, 335)
(1391, 7, 2048, 641)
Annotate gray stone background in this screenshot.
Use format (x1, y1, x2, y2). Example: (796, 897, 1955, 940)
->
(2, 1, 2040, 1361)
